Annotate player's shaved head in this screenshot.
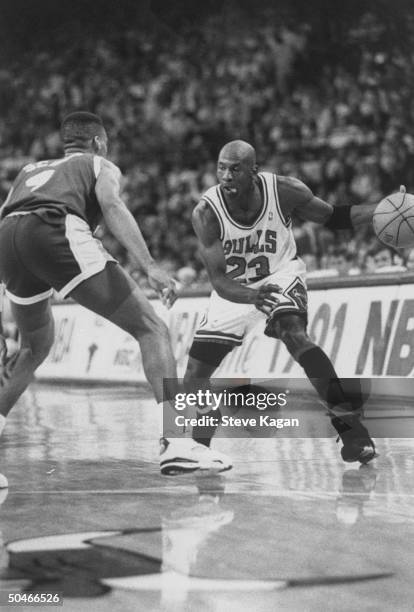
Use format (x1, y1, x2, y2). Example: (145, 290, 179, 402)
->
(217, 140, 258, 198)
(219, 140, 257, 168)
(61, 111, 106, 149)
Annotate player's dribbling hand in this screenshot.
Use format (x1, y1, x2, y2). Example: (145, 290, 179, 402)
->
(147, 263, 178, 309)
(254, 283, 282, 315)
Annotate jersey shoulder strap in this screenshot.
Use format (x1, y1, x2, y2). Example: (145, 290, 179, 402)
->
(259, 171, 291, 227)
(200, 184, 225, 240)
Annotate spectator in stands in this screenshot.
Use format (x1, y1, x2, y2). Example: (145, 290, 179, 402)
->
(330, 247, 360, 276)
(405, 249, 414, 271)
(367, 245, 407, 273)
(1, 4, 414, 280)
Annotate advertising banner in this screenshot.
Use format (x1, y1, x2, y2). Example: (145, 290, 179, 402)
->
(36, 282, 414, 398)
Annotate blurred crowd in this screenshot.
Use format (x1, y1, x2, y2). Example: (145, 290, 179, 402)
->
(1, 3, 414, 288)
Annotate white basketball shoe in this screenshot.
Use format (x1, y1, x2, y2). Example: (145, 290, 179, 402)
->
(160, 438, 232, 476)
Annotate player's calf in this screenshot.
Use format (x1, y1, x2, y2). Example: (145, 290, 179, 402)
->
(184, 354, 224, 448)
(0, 323, 54, 419)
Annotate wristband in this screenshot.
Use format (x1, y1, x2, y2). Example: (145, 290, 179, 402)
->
(325, 205, 353, 230)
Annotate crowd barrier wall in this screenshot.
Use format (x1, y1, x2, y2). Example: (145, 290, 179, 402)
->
(35, 272, 414, 398)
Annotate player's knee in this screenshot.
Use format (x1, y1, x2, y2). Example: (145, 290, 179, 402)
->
(183, 360, 201, 389)
(20, 335, 53, 369)
(264, 318, 280, 339)
(32, 333, 54, 366)
(279, 328, 310, 355)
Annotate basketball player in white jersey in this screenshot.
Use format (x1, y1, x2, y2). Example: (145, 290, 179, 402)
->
(184, 140, 378, 465)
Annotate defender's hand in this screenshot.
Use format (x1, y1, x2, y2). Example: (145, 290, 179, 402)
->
(160, 282, 178, 309)
(0, 336, 7, 365)
(147, 263, 178, 308)
(254, 283, 281, 315)
(0, 336, 19, 387)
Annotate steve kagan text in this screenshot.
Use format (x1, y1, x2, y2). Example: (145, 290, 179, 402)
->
(175, 415, 300, 429)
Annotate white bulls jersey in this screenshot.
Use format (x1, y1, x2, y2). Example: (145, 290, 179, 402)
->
(201, 172, 297, 285)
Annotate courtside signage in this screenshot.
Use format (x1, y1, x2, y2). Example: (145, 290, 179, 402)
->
(36, 282, 414, 389)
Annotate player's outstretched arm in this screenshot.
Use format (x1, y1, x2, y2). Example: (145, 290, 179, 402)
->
(278, 175, 380, 230)
(95, 159, 176, 306)
(277, 176, 333, 223)
(192, 201, 280, 313)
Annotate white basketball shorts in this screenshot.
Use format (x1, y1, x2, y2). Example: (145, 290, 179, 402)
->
(194, 258, 307, 347)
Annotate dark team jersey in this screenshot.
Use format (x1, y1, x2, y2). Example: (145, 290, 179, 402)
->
(0, 153, 103, 229)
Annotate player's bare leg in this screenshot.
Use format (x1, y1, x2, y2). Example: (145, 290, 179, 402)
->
(184, 356, 219, 446)
(70, 263, 231, 474)
(0, 299, 54, 422)
(266, 313, 377, 464)
(182, 353, 233, 471)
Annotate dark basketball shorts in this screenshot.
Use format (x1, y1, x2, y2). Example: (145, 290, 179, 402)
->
(192, 258, 308, 350)
(0, 211, 116, 305)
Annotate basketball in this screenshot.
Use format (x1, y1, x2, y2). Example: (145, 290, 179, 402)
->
(373, 187, 414, 248)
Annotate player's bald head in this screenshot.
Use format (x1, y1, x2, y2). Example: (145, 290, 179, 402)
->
(219, 140, 257, 168)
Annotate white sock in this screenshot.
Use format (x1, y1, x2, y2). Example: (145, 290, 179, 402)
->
(0, 415, 6, 437)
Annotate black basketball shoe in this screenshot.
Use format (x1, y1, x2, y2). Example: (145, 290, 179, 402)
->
(331, 414, 378, 464)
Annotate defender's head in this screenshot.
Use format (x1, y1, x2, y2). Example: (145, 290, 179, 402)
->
(60, 112, 108, 156)
(217, 140, 257, 199)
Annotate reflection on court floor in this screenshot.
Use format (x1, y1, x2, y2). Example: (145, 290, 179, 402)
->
(0, 384, 413, 612)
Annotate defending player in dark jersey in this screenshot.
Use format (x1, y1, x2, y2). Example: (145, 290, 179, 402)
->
(184, 140, 379, 465)
(2, 152, 103, 227)
(0, 112, 231, 476)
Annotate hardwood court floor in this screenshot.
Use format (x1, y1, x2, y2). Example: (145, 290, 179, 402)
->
(0, 384, 413, 612)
